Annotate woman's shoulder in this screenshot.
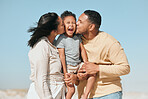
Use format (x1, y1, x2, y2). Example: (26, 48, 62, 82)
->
(32, 37, 49, 50)
(28, 37, 50, 60)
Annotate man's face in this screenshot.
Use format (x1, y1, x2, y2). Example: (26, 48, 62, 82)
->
(76, 13, 90, 35)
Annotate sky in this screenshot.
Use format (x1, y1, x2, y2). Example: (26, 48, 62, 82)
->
(0, 0, 148, 93)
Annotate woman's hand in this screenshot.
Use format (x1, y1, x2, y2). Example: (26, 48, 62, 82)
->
(64, 73, 78, 86)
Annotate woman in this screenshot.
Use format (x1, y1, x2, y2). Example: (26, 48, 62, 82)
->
(27, 12, 65, 99)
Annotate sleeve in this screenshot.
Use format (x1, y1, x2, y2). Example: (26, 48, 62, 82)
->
(34, 41, 53, 99)
(56, 35, 65, 48)
(77, 34, 82, 43)
(99, 41, 130, 78)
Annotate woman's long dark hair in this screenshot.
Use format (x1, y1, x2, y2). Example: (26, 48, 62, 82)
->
(28, 12, 59, 47)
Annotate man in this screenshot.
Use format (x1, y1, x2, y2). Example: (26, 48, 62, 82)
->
(65, 10, 130, 99)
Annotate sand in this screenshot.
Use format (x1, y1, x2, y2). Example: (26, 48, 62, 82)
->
(0, 89, 148, 99)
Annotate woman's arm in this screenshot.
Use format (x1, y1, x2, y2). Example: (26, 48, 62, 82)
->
(80, 43, 88, 62)
(57, 48, 67, 78)
(33, 41, 52, 99)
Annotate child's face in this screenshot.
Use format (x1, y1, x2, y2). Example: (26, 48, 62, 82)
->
(63, 16, 76, 37)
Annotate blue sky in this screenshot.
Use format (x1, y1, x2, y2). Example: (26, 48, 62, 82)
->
(0, 0, 148, 93)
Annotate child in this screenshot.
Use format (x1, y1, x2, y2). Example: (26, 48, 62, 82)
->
(56, 11, 95, 99)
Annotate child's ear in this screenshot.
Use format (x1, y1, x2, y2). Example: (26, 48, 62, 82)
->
(89, 24, 95, 31)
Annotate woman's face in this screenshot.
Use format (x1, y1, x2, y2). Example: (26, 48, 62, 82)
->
(57, 17, 65, 35)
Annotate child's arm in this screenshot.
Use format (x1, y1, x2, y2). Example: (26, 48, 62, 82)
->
(80, 43, 88, 62)
(57, 48, 67, 78)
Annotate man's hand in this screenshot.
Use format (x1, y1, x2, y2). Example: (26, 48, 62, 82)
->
(78, 63, 86, 73)
(77, 63, 88, 80)
(77, 72, 87, 80)
(84, 62, 99, 75)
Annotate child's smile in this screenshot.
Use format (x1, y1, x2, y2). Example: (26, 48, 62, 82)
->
(64, 16, 76, 37)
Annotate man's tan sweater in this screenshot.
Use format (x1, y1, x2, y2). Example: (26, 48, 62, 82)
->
(77, 31, 130, 98)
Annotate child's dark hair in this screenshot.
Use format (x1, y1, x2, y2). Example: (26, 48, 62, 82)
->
(28, 12, 59, 47)
(61, 10, 76, 21)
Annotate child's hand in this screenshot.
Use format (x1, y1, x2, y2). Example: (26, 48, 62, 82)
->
(77, 72, 87, 80)
(64, 73, 69, 79)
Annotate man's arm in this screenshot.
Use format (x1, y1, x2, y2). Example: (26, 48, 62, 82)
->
(83, 62, 99, 75)
(85, 42, 130, 78)
(99, 42, 130, 78)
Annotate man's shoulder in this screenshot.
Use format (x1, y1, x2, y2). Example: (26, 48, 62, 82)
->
(99, 31, 118, 43)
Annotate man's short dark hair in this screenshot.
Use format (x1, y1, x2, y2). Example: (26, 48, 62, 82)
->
(61, 10, 76, 21)
(84, 10, 101, 29)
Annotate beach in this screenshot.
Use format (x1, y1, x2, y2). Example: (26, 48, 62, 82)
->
(0, 89, 148, 99)
(0, 89, 27, 99)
